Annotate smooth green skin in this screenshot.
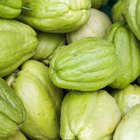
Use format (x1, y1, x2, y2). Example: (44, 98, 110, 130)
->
(60, 90, 121, 140)
(0, 131, 27, 140)
(0, 0, 22, 18)
(0, 19, 38, 77)
(0, 77, 26, 138)
(112, 84, 140, 117)
(91, 0, 109, 8)
(18, 0, 91, 33)
(113, 104, 140, 140)
(106, 23, 140, 89)
(49, 37, 118, 91)
(10, 60, 64, 140)
(67, 8, 112, 43)
(33, 32, 65, 60)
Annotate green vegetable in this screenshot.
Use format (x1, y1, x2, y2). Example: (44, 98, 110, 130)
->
(0, 77, 26, 139)
(113, 104, 140, 140)
(106, 23, 140, 89)
(18, 0, 91, 33)
(0, 0, 22, 18)
(0, 19, 38, 77)
(8, 60, 64, 140)
(49, 37, 118, 91)
(112, 84, 140, 117)
(60, 90, 121, 140)
(33, 32, 65, 61)
(67, 8, 112, 43)
(112, 0, 140, 40)
(125, 0, 140, 40)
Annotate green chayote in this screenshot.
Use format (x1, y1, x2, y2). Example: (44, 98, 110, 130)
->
(125, 0, 140, 40)
(0, 19, 38, 77)
(33, 32, 65, 61)
(91, 0, 109, 8)
(112, 0, 140, 40)
(8, 60, 64, 140)
(113, 104, 140, 140)
(112, 84, 140, 117)
(106, 23, 140, 89)
(67, 8, 112, 43)
(0, 0, 22, 18)
(0, 77, 26, 139)
(18, 0, 91, 33)
(60, 90, 121, 140)
(49, 37, 118, 91)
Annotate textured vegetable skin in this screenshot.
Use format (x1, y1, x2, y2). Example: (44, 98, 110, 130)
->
(0, 19, 38, 77)
(113, 104, 140, 140)
(0, 0, 22, 18)
(112, 0, 140, 40)
(49, 37, 118, 91)
(9, 60, 64, 140)
(106, 23, 140, 89)
(18, 0, 91, 33)
(112, 84, 140, 116)
(0, 77, 26, 138)
(60, 90, 121, 140)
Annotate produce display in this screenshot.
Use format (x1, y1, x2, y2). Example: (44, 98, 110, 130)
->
(0, 0, 140, 140)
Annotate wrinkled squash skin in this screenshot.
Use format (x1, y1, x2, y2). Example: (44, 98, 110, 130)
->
(49, 37, 118, 91)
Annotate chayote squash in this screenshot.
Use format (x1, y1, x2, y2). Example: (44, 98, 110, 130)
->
(7, 60, 64, 140)
(112, 84, 140, 117)
(33, 32, 65, 62)
(0, 0, 22, 18)
(18, 0, 91, 33)
(67, 8, 112, 43)
(112, 0, 140, 40)
(124, 0, 140, 40)
(0, 19, 38, 77)
(91, 0, 109, 9)
(106, 23, 140, 89)
(113, 104, 140, 140)
(49, 37, 118, 91)
(0, 77, 26, 139)
(60, 90, 121, 140)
